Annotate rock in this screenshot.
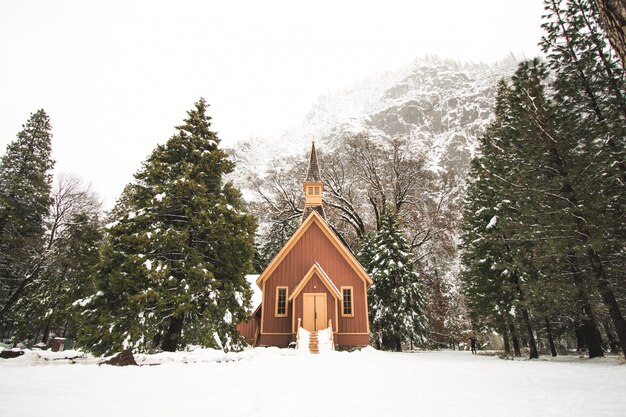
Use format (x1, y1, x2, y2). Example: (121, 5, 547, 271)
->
(102, 349, 138, 366)
(0, 350, 25, 359)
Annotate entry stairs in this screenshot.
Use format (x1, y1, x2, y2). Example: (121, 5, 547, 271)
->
(296, 318, 334, 354)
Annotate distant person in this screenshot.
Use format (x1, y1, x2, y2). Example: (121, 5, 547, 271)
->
(470, 336, 477, 354)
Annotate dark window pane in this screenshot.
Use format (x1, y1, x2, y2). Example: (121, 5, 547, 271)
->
(343, 289, 352, 315)
(277, 288, 287, 315)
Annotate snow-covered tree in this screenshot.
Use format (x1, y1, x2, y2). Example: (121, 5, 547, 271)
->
(78, 99, 256, 355)
(356, 231, 376, 272)
(0, 109, 54, 329)
(11, 176, 103, 345)
(368, 208, 427, 351)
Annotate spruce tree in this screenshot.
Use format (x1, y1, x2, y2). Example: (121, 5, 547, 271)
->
(78, 99, 256, 355)
(368, 208, 427, 351)
(0, 110, 54, 329)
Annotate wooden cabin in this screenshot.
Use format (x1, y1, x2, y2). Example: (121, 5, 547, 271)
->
(237, 142, 372, 349)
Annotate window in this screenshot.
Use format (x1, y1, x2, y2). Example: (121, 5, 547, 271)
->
(314, 186, 320, 195)
(275, 287, 288, 317)
(341, 287, 353, 317)
(308, 187, 314, 195)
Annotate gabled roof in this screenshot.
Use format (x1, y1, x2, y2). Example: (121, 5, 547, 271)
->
(256, 210, 373, 289)
(289, 263, 342, 301)
(305, 141, 321, 182)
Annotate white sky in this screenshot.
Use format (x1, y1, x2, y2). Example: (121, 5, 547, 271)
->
(0, 0, 545, 209)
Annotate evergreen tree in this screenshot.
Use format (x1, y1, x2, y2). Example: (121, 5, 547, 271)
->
(0, 110, 54, 330)
(542, 0, 626, 357)
(78, 99, 256, 355)
(461, 57, 624, 358)
(258, 218, 298, 268)
(367, 208, 427, 351)
(356, 231, 377, 272)
(12, 191, 103, 345)
(460, 80, 541, 358)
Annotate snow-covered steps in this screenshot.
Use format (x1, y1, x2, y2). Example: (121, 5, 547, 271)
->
(297, 326, 335, 353)
(309, 331, 319, 354)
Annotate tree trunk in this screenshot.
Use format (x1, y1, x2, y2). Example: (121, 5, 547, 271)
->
(603, 320, 619, 354)
(521, 307, 539, 359)
(545, 318, 558, 357)
(502, 325, 512, 356)
(575, 324, 586, 352)
(568, 255, 604, 358)
(161, 313, 185, 352)
(579, 303, 604, 359)
(509, 323, 522, 357)
(62, 320, 69, 338)
(586, 248, 626, 359)
(42, 320, 51, 344)
(594, 0, 626, 69)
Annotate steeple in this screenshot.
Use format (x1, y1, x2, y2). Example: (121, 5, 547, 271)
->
(305, 141, 321, 182)
(302, 140, 325, 222)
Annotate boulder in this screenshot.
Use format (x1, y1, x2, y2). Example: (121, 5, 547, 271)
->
(0, 350, 25, 359)
(102, 349, 138, 366)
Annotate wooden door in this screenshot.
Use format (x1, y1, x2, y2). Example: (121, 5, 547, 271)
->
(302, 293, 327, 331)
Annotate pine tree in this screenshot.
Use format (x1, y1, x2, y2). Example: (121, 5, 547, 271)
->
(460, 80, 539, 358)
(367, 208, 427, 351)
(542, 0, 626, 358)
(0, 110, 54, 331)
(78, 99, 256, 355)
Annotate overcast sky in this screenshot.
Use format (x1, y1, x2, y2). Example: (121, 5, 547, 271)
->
(0, 0, 545, 208)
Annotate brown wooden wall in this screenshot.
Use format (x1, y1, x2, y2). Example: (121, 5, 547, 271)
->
(257, 334, 291, 347)
(236, 317, 259, 346)
(336, 333, 369, 347)
(261, 221, 369, 342)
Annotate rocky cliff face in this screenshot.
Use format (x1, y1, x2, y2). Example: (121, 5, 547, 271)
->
(231, 55, 518, 185)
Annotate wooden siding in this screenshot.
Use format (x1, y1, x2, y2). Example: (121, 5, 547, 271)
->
(257, 334, 292, 347)
(262, 222, 369, 336)
(336, 333, 369, 347)
(236, 317, 259, 346)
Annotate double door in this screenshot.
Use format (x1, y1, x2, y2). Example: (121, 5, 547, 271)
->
(302, 293, 327, 331)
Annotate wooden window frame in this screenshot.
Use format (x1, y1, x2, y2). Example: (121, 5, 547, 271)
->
(275, 286, 288, 317)
(341, 286, 354, 317)
(314, 186, 320, 195)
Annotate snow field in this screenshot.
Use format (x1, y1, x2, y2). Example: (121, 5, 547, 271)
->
(1, 349, 624, 417)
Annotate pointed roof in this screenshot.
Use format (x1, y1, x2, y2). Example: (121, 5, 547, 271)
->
(305, 140, 321, 182)
(289, 263, 342, 301)
(256, 210, 374, 289)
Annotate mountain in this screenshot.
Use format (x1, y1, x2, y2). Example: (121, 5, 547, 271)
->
(229, 55, 519, 189)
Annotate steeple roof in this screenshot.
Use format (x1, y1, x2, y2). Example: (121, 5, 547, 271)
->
(305, 141, 321, 182)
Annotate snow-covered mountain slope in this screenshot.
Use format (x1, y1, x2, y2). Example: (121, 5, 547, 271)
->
(230, 55, 518, 186)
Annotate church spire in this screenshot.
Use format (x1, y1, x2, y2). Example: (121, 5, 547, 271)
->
(302, 140, 325, 222)
(305, 140, 321, 182)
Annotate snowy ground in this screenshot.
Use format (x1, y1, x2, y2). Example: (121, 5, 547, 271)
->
(1, 348, 624, 417)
